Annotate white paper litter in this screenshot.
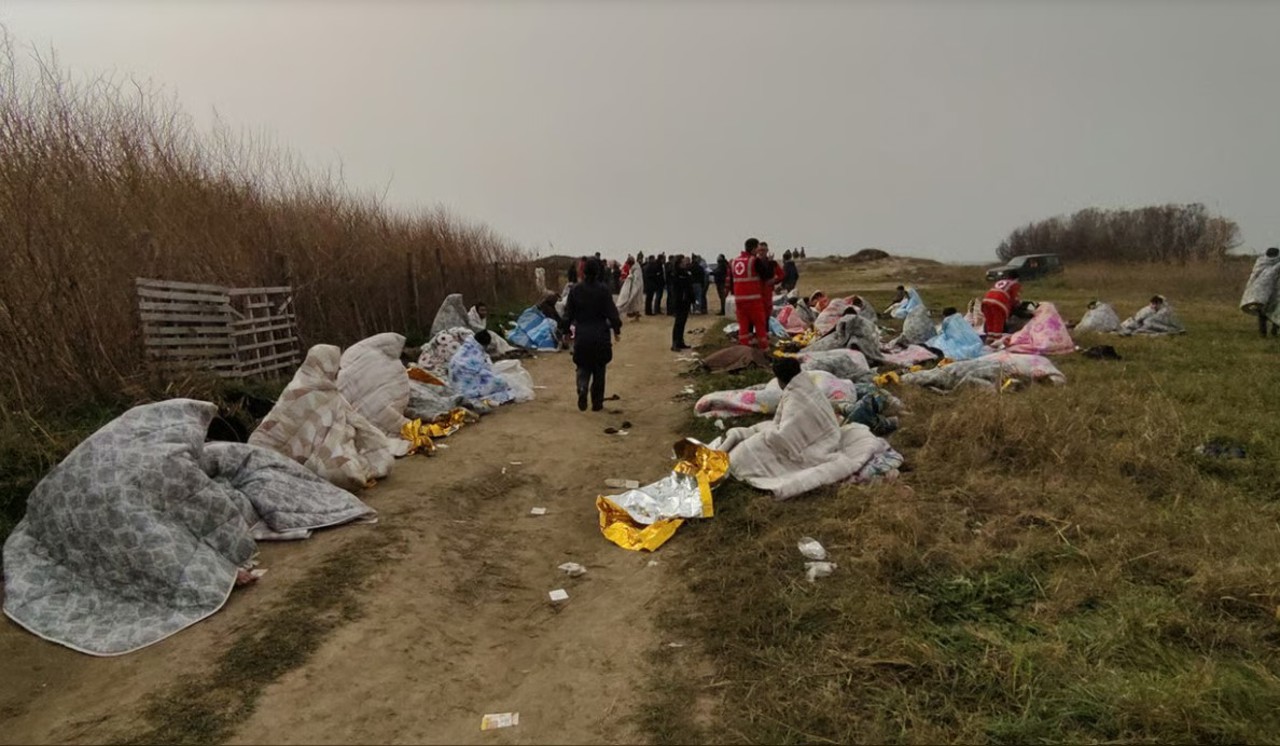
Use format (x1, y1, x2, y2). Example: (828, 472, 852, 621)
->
(549, 588, 569, 603)
(530, 507, 547, 516)
(714, 419, 725, 431)
(605, 478, 641, 489)
(558, 562, 587, 578)
(509, 461, 523, 465)
(646, 559, 659, 567)
(797, 537, 828, 561)
(435, 443, 450, 449)
(480, 712, 520, 730)
(805, 561, 837, 582)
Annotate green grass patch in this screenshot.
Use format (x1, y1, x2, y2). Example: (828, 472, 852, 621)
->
(649, 260, 1280, 743)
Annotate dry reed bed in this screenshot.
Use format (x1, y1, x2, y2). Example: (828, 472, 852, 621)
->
(0, 32, 533, 413)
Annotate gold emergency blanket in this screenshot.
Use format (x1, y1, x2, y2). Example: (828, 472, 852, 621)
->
(400, 408, 473, 455)
(596, 439, 728, 552)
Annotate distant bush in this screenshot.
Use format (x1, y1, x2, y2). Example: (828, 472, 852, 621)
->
(997, 204, 1240, 264)
(0, 30, 533, 413)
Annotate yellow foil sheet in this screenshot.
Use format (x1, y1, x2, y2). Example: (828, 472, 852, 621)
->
(401, 408, 472, 454)
(596, 497, 684, 552)
(595, 439, 728, 550)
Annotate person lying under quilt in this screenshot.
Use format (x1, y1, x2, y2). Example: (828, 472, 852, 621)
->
(711, 358, 903, 500)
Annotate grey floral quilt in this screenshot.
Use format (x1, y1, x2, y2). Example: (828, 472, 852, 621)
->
(3, 399, 374, 656)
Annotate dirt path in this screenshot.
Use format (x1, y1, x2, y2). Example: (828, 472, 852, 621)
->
(0, 311, 706, 745)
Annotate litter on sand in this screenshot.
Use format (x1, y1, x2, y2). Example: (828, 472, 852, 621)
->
(480, 712, 520, 730)
(605, 478, 641, 490)
(798, 537, 828, 561)
(509, 461, 523, 465)
(548, 588, 570, 603)
(558, 562, 587, 577)
(806, 561, 837, 582)
(530, 506, 547, 516)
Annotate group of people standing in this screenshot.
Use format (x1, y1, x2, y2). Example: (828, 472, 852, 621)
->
(557, 241, 804, 410)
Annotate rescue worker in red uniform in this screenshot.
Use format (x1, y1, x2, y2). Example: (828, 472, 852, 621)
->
(981, 271, 1022, 336)
(730, 237, 771, 349)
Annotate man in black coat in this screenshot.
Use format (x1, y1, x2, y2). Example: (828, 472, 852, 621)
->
(562, 258, 623, 411)
(669, 255, 694, 351)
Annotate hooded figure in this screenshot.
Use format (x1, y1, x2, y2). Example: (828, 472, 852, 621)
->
(1241, 248, 1280, 337)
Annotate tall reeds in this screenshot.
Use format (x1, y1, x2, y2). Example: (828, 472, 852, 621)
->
(0, 30, 532, 413)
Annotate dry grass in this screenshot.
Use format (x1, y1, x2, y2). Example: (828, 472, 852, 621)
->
(0, 30, 539, 538)
(0, 31, 534, 413)
(650, 259, 1280, 743)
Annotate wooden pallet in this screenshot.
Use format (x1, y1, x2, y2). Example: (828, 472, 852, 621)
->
(136, 278, 302, 380)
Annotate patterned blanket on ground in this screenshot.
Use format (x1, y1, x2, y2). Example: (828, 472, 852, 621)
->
(508, 307, 559, 350)
(337, 333, 411, 441)
(806, 314, 885, 364)
(925, 314, 988, 361)
(710, 373, 902, 500)
(900, 352, 1066, 392)
(1001, 303, 1075, 355)
(249, 345, 395, 491)
(881, 344, 939, 368)
(695, 369, 863, 419)
(3, 400, 374, 656)
(794, 348, 874, 382)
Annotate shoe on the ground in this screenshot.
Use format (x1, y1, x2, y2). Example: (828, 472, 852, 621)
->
(577, 390, 588, 411)
(591, 402, 604, 412)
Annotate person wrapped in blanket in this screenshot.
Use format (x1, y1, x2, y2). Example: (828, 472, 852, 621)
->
(1120, 294, 1185, 336)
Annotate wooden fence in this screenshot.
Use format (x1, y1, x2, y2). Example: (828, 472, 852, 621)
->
(136, 278, 302, 380)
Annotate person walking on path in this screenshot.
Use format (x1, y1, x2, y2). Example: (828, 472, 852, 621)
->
(670, 255, 694, 351)
(561, 258, 622, 411)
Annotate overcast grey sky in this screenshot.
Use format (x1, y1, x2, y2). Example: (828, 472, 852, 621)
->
(2, 1, 1277, 262)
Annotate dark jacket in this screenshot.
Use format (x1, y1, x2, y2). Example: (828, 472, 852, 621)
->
(712, 258, 729, 289)
(562, 281, 622, 367)
(644, 260, 665, 289)
(783, 259, 799, 286)
(670, 265, 695, 310)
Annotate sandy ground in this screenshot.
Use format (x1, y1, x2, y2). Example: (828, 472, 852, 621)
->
(0, 310, 708, 745)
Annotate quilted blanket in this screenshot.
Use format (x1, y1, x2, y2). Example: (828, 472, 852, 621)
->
(695, 369, 863, 419)
(337, 333, 411, 440)
(1001, 302, 1075, 355)
(901, 352, 1066, 392)
(711, 372, 900, 500)
(3, 400, 374, 656)
(249, 345, 396, 491)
